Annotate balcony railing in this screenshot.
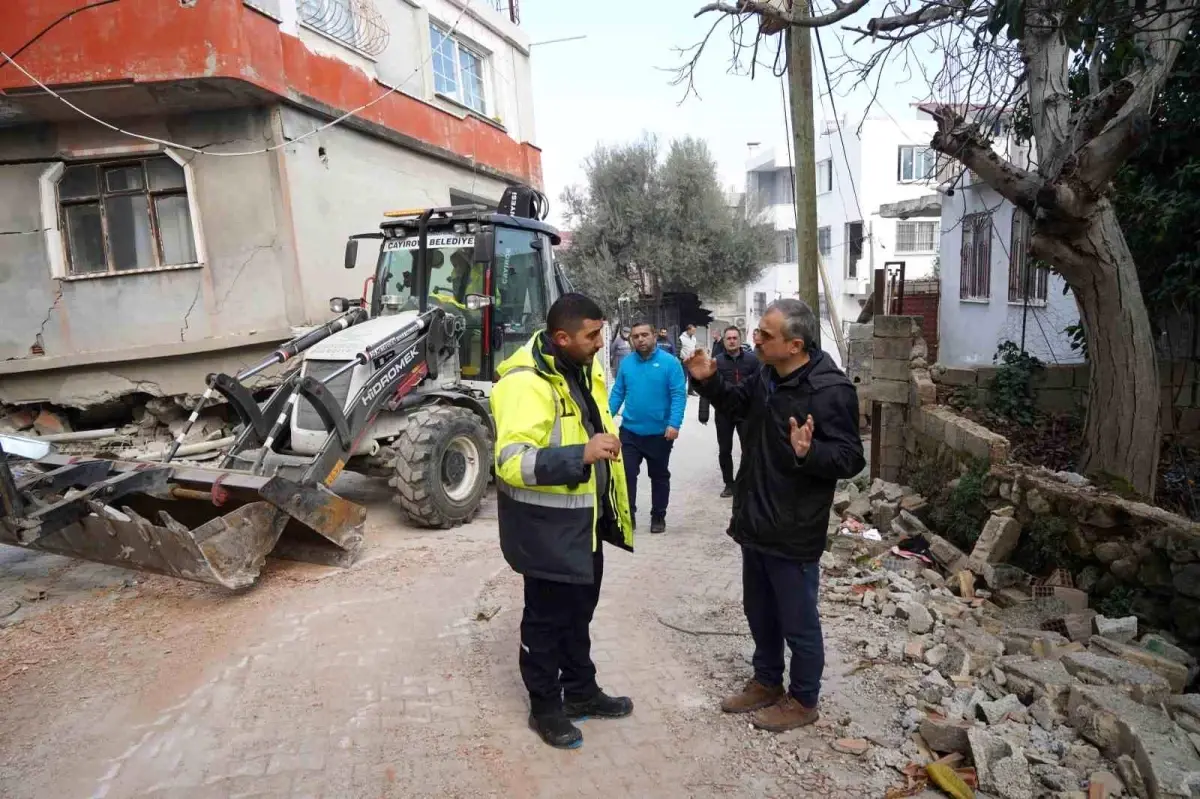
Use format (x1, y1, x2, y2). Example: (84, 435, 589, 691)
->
(485, 0, 520, 24)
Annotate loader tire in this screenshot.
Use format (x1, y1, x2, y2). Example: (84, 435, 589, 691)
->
(389, 405, 492, 529)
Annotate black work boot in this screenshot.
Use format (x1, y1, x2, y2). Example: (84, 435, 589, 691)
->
(564, 690, 634, 720)
(528, 712, 583, 749)
(650, 517, 666, 534)
(720, 483, 734, 498)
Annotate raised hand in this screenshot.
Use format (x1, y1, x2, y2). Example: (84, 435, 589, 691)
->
(789, 415, 814, 458)
(684, 349, 717, 381)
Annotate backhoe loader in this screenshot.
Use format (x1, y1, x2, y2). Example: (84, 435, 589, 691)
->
(0, 185, 569, 589)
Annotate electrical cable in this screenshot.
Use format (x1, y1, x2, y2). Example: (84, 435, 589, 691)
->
(0, 0, 477, 158)
(0, 0, 122, 72)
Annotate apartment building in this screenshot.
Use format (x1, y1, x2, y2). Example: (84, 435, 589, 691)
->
(0, 0, 540, 408)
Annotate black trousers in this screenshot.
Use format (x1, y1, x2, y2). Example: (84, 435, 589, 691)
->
(519, 548, 604, 716)
(715, 413, 747, 486)
(742, 546, 825, 707)
(619, 428, 674, 521)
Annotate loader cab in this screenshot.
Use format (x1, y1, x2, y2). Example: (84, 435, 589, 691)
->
(344, 198, 565, 387)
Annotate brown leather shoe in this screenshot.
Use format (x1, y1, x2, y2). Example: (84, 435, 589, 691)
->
(720, 679, 785, 714)
(751, 694, 820, 732)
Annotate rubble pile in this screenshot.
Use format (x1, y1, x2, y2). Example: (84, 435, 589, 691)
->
(822, 477, 1200, 799)
(1, 397, 235, 461)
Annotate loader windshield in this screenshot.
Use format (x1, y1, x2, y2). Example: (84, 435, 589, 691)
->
(378, 233, 487, 375)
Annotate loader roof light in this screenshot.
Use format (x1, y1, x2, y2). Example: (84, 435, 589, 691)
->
(383, 208, 426, 218)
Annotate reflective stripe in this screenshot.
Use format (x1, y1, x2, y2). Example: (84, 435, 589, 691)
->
(519, 449, 538, 486)
(549, 407, 563, 447)
(497, 481, 595, 509)
(498, 443, 530, 464)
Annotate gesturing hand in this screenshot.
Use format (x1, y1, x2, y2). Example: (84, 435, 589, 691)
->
(789, 415, 814, 458)
(583, 433, 622, 465)
(664, 427, 679, 441)
(684, 350, 717, 381)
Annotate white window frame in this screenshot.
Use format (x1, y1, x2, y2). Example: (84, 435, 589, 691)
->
(897, 145, 936, 183)
(429, 21, 491, 116)
(894, 220, 938, 254)
(41, 148, 206, 281)
(816, 159, 832, 193)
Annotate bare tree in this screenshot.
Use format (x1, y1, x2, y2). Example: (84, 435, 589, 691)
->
(681, 0, 1197, 498)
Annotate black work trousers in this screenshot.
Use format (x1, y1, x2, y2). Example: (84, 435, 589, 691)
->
(519, 548, 604, 717)
(715, 413, 747, 486)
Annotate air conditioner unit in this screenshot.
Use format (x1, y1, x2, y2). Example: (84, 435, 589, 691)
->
(843, 277, 871, 297)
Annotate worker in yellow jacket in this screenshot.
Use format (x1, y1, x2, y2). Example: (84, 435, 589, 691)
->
(489, 293, 635, 750)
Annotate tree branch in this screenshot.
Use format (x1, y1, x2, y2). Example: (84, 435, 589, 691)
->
(929, 106, 1047, 211)
(695, 0, 872, 29)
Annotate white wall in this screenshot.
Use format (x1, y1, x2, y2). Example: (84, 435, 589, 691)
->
(288, 0, 536, 147)
(938, 181, 1083, 367)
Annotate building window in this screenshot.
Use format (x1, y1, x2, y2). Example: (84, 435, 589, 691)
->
(780, 231, 796, 262)
(960, 212, 992, 300)
(1008, 209, 1048, 303)
(897, 145, 936, 182)
(58, 156, 198, 276)
(298, 0, 389, 57)
(753, 291, 767, 315)
(816, 159, 832, 193)
(818, 226, 831, 256)
(895, 220, 938, 254)
(430, 23, 489, 115)
(845, 220, 864, 279)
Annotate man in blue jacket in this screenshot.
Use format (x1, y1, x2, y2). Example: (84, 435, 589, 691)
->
(609, 321, 687, 534)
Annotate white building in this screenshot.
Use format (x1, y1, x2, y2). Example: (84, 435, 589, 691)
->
(934, 122, 1082, 366)
(739, 109, 948, 363)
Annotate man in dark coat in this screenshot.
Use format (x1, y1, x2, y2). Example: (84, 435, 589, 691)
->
(698, 326, 761, 497)
(685, 298, 865, 733)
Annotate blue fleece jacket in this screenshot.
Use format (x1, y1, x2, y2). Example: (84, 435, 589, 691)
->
(609, 347, 687, 436)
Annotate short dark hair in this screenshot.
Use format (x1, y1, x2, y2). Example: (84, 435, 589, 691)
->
(630, 320, 654, 335)
(723, 326, 741, 337)
(547, 293, 605, 334)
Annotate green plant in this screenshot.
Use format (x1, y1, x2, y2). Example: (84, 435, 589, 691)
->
(930, 459, 991, 550)
(988, 341, 1044, 427)
(1010, 516, 1083, 577)
(1096, 585, 1136, 618)
(1063, 321, 1089, 359)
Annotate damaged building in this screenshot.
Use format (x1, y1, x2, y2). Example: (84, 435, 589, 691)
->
(0, 0, 539, 416)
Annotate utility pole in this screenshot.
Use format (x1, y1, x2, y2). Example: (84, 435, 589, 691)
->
(786, 9, 821, 349)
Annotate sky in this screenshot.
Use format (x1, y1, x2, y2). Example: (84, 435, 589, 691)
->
(518, 0, 940, 226)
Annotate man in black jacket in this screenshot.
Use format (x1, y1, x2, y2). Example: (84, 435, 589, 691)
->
(685, 298, 865, 733)
(698, 326, 761, 498)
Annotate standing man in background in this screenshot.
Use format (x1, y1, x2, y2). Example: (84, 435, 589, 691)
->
(609, 321, 687, 534)
(685, 299, 865, 733)
(610, 325, 632, 377)
(491, 293, 636, 750)
(678, 324, 699, 396)
(698, 327, 761, 498)
(656, 328, 675, 356)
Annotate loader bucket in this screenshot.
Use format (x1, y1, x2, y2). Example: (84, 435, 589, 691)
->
(0, 449, 367, 589)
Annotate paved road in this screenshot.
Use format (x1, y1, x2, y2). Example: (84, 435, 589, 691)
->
(0, 398, 876, 799)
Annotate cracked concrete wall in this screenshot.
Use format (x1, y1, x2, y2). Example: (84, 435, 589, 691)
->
(279, 105, 514, 323)
(0, 107, 295, 365)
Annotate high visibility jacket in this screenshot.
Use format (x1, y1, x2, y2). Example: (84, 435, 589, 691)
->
(490, 332, 634, 584)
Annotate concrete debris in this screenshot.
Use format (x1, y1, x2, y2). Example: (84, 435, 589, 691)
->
(1044, 610, 1098, 643)
(1061, 651, 1171, 705)
(1002, 628, 1071, 657)
(872, 499, 900, 531)
(919, 717, 973, 754)
(1138, 635, 1196, 669)
(892, 510, 930, 538)
(997, 656, 1077, 712)
(1028, 696, 1060, 731)
(968, 728, 1034, 799)
(833, 491, 853, 514)
(971, 512, 1023, 564)
(1094, 615, 1139, 645)
(1088, 636, 1189, 694)
(1116, 754, 1151, 799)
(1090, 770, 1127, 797)
(33, 408, 71, 436)
(924, 643, 949, 668)
(831, 737, 871, 756)
(1165, 695, 1200, 735)
(977, 693, 1028, 725)
(905, 602, 935, 635)
(1034, 762, 1083, 791)
(843, 495, 872, 522)
(869, 478, 905, 503)
(927, 534, 970, 573)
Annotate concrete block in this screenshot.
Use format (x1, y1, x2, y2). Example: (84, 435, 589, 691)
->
(1094, 615, 1139, 644)
(1166, 695, 1200, 735)
(865, 378, 909, 404)
(874, 315, 921, 339)
(1002, 628, 1071, 657)
(1139, 634, 1197, 668)
(936, 367, 979, 387)
(968, 729, 1034, 799)
(972, 513, 1023, 564)
(919, 717, 973, 754)
(927, 534, 969, 572)
(977, 693, 1027, 725)
(873, 337, 912, 360)
(1088, 636, 1190, 694)
(1061, 651, 1171, 705)
(1035, 366, 1076, 389)
(873, 358, 912, 382)
(911, 371, 937, 406)
(997, 655, 1078, 712)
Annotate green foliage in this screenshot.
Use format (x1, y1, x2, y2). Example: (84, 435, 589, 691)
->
(1063, 322, 1088, 358)
(559, 134, 775, 312)
(988, 341, 1044, 427)
(930, 459, 992, 551)
(1097, 585, 1136, 618)
(1010, 516, 1082, 577)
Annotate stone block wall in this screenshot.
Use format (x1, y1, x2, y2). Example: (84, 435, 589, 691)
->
(863, 316, 924, 482)
(845, 322, 874, 426)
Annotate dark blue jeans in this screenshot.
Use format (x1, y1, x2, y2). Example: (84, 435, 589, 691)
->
(619, 428, 674, 521)
(742, 546, 824, 707)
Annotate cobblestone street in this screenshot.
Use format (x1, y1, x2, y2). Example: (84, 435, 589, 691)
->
(0, 401, 892, 799)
